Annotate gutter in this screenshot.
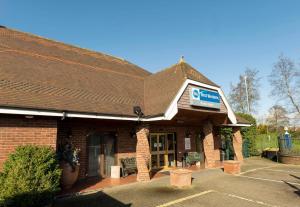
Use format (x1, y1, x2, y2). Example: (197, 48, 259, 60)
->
(0, 79, 238, 123)
(0, 107, 165, 122)
(221, 123, 252, 127)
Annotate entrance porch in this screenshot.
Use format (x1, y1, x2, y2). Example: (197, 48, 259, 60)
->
(57, 109, 243, 184)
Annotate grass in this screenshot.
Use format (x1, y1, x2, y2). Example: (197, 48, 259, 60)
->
(256, 133, 279, 152)
(256, 132, 300, 155)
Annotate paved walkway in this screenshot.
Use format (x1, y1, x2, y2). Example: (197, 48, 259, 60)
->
(61, 166, 202, 195)
(54, 157, 300, 207)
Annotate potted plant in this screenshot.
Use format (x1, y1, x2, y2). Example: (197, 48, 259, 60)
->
(58, 141, 80, 189)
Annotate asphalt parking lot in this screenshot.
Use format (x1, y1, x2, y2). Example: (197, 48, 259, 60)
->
(54, 157, 300, 207)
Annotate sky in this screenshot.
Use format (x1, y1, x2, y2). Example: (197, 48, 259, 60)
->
(2, 0, 300, 121)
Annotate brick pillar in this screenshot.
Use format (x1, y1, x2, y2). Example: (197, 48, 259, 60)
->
(232, 128, 244, 163)
(202, 120, 215, 168)
(136, 126, 151, 182)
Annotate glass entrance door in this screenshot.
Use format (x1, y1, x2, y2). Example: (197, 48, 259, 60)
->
(103, 134, 115, 177)
(149, 133, 176, 169)
(87, 133, 115, 178)
(88, 134, 101, 177)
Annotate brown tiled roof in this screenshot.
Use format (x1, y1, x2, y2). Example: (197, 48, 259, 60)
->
(235, 115, 251, 124)
(0, 27, 220, 117)
(144, 63, 186, 116)
(144, 62, 218, 116)
(180, 62, 219, 87)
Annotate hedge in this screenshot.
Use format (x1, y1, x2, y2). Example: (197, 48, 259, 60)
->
(0, 145, 61, 207)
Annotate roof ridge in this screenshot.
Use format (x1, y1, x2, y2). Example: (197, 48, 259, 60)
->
(149, 62, 182, 76)
(178, 61, 187, 79)
(0, 27, 150, 75)
(181, 62, 219, 87)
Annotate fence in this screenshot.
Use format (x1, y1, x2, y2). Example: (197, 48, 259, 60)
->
(242, 139, 250, 158)
(278, 135, 300, 156)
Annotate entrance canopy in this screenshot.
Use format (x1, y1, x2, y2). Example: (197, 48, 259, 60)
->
(174, 109, 229, 126)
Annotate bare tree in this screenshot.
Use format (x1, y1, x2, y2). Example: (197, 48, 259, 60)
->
(267, 105, 289, 132)
(269, 55, 300, 114)
(229, 68, 260, 114)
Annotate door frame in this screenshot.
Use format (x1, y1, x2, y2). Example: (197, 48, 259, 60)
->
(86, 131, 117, 178)
(149, 132, 176, 170)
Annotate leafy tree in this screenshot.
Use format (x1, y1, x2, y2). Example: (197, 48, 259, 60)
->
(229, 68, 260, 114)
(257, 124, 268, 134)
(0, 145, 61, 207)
(269, 55, 300, 114)
(267, 105, 289, 133)
(236, 113, 259, 156)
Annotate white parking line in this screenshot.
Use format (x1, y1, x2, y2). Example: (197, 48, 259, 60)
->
(240, 175, 300, 186)
(239, 166, 274, 175)
(222, 192, 280, 207)
(155, 190, 214, 207)
(156, 189, 280, 207)
(264, 169, 300, 174)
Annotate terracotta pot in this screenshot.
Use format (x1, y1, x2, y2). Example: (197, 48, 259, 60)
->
(60, 161, 79, 189)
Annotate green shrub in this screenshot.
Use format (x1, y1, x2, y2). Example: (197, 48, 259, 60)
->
(236, 113, 259, 156)
(290, 130, 300, 138)
(220, 127, 235, 160)
(0, 145, 61, 207)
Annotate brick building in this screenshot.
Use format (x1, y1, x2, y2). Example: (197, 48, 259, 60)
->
(0, 27, 249, 182)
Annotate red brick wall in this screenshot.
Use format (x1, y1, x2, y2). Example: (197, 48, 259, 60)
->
(0, 115, 57, 170)
(136, 127, 150, 181)
(57, 119, 135, 179)
(58, 119, 222, 179)
(213, 129, 221, 163)
(116, 127, 136, 164)
(232, 128, 243, 162)
(0, 114, 223, 179)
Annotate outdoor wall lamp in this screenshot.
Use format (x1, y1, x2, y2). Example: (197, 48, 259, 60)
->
(133, 106, 143, 118)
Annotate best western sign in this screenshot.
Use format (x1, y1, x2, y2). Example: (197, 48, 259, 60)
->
(190, 87, 221, 109)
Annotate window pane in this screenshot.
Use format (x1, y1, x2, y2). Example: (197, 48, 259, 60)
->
(150, 135, 157, 151)
(159, 135, 165, 151)
(159, 154, 164, 167)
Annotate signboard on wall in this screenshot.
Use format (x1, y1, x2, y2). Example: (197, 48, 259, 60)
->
(190, 87, 221, 109)
(185, 138, 191, 150)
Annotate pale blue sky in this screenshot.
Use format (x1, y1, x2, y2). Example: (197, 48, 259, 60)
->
(2, 0, 300, 119)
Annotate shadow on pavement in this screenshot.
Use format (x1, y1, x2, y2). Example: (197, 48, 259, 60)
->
(61, 177, 103, 195)
(54, 191, 132, 207)
(283, 174, 300, 197)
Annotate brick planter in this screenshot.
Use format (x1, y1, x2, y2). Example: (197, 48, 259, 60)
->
(223, 160, 240, 174)
(170, 169, 192, 187)
(279, 155, 300, 165)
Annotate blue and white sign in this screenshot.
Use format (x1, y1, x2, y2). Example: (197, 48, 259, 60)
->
(190, 87, 221, 109)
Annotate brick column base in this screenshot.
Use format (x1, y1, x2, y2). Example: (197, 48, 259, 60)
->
(233, 128, 243, 163)
(203, 121, 215, 168)
(136, 127, 151, 182)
